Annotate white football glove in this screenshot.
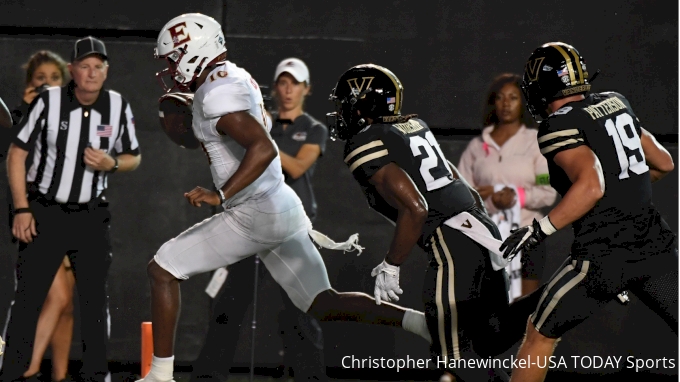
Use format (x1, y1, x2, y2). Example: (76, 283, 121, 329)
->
(371, 260, 403, 305)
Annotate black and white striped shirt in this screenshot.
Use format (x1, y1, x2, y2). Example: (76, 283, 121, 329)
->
(14, 83, 140, 204)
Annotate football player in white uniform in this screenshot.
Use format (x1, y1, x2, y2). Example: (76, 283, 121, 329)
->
(140, 13, 431, 382)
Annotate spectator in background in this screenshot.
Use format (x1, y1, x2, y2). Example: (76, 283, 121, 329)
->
(0, 50, 76, 382)
(191, 58, 328, 382)
(269, 58, 327, 223)
(10, 51, 69, 134)
(458, 73, 557, 301)
(269, 57, 328, 380)
(1, 51, 67, 161)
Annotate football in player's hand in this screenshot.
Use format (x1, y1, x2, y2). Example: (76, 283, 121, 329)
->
(158, 92, 200, 149)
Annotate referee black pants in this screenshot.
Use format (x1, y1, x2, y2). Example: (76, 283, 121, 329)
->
(0, 196, 112, 382)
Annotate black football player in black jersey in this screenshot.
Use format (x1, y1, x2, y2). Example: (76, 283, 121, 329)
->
(328, 64, 546, 382)
(499, 42, 678, 382)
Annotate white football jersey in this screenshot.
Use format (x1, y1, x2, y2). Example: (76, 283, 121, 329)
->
(192, 61, 284, 206)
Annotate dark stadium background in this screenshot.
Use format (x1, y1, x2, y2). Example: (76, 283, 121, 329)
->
(0, 1, 676, 381)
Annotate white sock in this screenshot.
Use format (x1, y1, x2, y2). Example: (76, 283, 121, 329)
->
(149, 355, 175, 381)
(402, 309, 432, 344)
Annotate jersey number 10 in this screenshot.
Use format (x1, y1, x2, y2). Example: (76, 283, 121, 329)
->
(605, 112, 650, 180)
(409, 131, 453, 191)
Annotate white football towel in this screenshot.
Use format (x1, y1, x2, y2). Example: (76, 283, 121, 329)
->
(443, 211, 509, 271)
(490, 184, 523, 302)
(306, 217, 365, 255)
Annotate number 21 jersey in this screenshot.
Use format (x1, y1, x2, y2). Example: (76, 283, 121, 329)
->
(343, 118, 476, 248)
(537, 91, 674, 257)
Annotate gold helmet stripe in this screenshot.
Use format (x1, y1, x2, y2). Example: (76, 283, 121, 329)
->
(549, 44, 577, 86)
(567, 46, 585, 85)
(371, 64, 403, 115)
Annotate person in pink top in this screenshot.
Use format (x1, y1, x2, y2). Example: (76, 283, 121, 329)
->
(458, 73, 558, 296)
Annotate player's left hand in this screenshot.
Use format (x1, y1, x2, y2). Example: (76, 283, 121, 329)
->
(84, 147, 115, 171)
(371, 260, 403, 305)
(500, 218, 554, 260)
(184, 186, 221, 207)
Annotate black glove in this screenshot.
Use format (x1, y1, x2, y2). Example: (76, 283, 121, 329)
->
(499, 218, 553, 260)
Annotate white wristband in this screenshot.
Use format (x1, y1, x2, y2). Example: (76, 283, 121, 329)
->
(539, 216, 557, 235)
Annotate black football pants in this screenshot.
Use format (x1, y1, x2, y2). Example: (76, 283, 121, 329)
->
(0, 196, 112, 382)
(423, 221, 546, 382)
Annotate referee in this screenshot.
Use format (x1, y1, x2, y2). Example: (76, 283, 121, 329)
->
(1, 37, 141, 382)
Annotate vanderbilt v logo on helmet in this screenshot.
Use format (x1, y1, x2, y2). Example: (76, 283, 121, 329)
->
(521, 42, 592, 121)
(327, 64, 404, 141)
(525, 57, 545, 82)
(347, 77, 375, 98)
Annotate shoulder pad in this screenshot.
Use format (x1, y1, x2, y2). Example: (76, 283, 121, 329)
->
(599, 91, 626, 99)
(201, 80, 252, 119)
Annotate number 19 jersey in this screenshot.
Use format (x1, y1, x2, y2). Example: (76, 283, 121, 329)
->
(537, 91, 674, 258)
(343, 118, 476, 248)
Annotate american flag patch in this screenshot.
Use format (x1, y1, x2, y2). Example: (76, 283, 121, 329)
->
(97, 125, 113, 137)
(386, 97, 396, 104)
(556, 67, 569, 76)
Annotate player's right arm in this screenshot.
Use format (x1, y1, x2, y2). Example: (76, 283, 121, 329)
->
(204, 79, 278, 202)
(534, 111, 610, 230)
(501, 113, 605, 258)
(369, 163, 429, 266)
(547, 145, 605, 230)
(640, 127, 674, 182)
(215, 111, 278, 201)
(368, 162, 428, 304)
(500, 144, 604, 259)
(344, 131, 428, 304)
(187, 109, 277, 208)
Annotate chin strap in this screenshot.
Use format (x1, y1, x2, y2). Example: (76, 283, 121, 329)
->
(380, 114, 419, 124)
(588, 69, 601, 83)
(306, 217, 364, 255)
